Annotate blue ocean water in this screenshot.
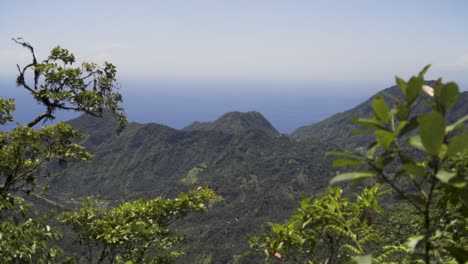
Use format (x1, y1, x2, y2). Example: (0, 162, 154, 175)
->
(1, 78, 388, 133)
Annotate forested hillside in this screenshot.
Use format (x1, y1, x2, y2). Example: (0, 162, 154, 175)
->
(46, 111, 337, 263)
(3, 41, 466, 263)
(40, 81, 468, 263)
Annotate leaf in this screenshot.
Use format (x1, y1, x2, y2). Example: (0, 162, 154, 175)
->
(406, 76, 424, 105)
(402, 163, 425, 178)
(366, 144, 377, 159)
(394, 120, 408, 134)
(398, 117, 418, 138)
(375, 155, 394, 169)
(417, 111, 445, 155)
(446, 132, 468, 158)
(395, 76, 408, 96)
(352, 117, 387, 130)
(352, 254, 372, 264)
(333, 159, 363, 168)
(439, 82, 459, 111)
(375, 130, 394, 149)
(326, 151, 363, 160)
(372, 95, 391, 123)
(396, 103, 410, 121)
(446, 114, 468, 133)
(407, 135, 425, 151)
(418, 64, 431, 77)
(436, 170, 456, 183)
(407, 235, 424, 253)
(330, 172, 375, 184)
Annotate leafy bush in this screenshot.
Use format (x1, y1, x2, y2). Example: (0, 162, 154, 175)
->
(251, 66, 467, 264)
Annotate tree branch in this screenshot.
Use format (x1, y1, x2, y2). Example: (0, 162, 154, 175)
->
(27, 112, 54, 128)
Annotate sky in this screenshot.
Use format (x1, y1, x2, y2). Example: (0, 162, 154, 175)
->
(1, 0, 468, 132)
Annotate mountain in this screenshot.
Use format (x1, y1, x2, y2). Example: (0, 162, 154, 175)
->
(46, 111, 337, 263)
(291, 82, 468, 150)
(183, 111, 279, 136)
(43, 83, 468, 263)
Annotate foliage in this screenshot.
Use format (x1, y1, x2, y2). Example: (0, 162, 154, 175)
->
(60, 187, 220, 263)
(329, 66, 468, 263)
(0, 195, 63, 263)
(249, 185, 383, 263)
(11, 38, 127, 132)
(47, 113, 338, 263)
(1, 39, 126, 262)
(0, 122, 91, 195)
(2, 38, 126, 197)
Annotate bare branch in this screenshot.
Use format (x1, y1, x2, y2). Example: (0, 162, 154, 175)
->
(12, 38, 37, 65)
(13, 38, 38, 93)
(27, 112, 55, 128)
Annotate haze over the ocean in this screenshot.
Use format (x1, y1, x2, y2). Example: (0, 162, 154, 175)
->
(1, 1, 467, 132)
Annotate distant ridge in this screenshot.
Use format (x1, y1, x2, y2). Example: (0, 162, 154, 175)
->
(291, 81, 468, 149)
(183, 111, 279, 136)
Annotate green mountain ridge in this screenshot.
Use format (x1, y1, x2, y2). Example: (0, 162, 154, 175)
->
(183, 111, 279, 136)
(291, 82, 468, 149)
(47, 111, 337, 263)
(43, 83, 468, 263)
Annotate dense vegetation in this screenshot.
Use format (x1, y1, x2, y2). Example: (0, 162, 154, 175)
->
(1, 41, 466, 264)
(0, 40, 220, 263)
(251, 66, 468, 263)
(46, 112, 337, 263)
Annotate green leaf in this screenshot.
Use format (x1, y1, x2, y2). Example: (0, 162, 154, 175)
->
(402, 163, 425, 178)
(326, 151, 363, 160)
(375, 155, 394, 169)
(395, 76, 408, 96)
(365, 143, 377, 159)
(407, 135, 425, 151)
(417, 111, 445, 155)
(394, 120, 408, 134)
(352, 254, 372, 264)
(406, 76, 424, 105)
(439, 82, 459, 111)
(352, 117, 387, 130)
(333, 159, 363, 168)
(396, 103, 410, 121)
(375, 130, 394, 149)
(446, 132, 468, 158)
(372, 95, 391, 123)
(330, 172, 375, 184)
(418, 64, 431, 77)
(436, 170, 456, 183)
(407, 235, 424, 253)
(446, 114, 468, 133)
(398, 117, 418, 137)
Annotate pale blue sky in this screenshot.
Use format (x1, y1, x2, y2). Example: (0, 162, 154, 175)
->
(1, 0, 467, 84)
(1, 1, 468, 132)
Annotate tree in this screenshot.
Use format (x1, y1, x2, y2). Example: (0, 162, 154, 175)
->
(329, 66, 468, 263)
(1, 38, 127, 197)
(249, 185, 383, 263)
(250, 66, 467, 263)
(1, 38, 127, 262)
(61, 187, 220, 263)
(1, 40, 220, 263)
